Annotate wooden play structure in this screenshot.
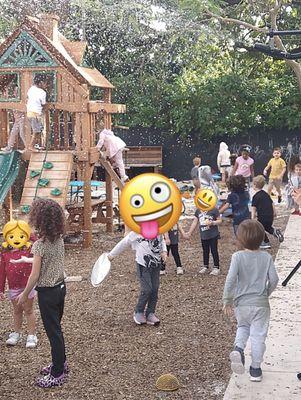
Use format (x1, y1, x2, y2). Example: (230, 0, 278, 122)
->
(0, 14, 127, 247)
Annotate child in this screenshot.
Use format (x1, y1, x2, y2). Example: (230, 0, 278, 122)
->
(0, 220, 37, 348)
(217, 142, 231, 184)
(263, 147, 286, 203)
(161, 224, 185, 276)
(219, 175, 250, 235)
(18, 199, 68, 388)
(96, 129, 128, 183)
(232, 147, 254, 187)
(198, 165, 219, 196)
(27, 76, 47, 151)
(286, 162, 301, 214)
(229, 153, 238, 177)
(191, 156, 201, 192)
(184, 205, 222, 275)
(223, 219, 279, 382)
(251, 175, 284, 249)
(108, 231, 167, 325)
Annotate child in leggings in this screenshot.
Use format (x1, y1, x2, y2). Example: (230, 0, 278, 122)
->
(161, 224, 185, 276)
(18, 198, 68, 388)
(184, 207, 222, 275)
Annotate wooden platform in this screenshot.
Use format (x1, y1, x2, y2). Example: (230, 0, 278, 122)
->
(123, 146, 162, 169)
(20, 151, 73, 208)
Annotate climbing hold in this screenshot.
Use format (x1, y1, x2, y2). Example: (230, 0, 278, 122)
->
(30, 170, 41, 179)
(43, 161, 53, 169)
(20, 205, 31, 214)
(38, 178, 50, 187)
(156, 374, 182, 392)
(51, 188, 62, 196)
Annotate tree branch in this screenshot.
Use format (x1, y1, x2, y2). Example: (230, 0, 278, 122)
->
(206, 10, 268, 33)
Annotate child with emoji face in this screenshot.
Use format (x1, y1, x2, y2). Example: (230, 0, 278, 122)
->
(0, 220, 37, 348)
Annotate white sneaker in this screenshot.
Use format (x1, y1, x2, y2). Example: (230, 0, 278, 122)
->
(1, 146, 13, 153)
(26, 334, 38, 348)
(176, 267, 184, 275)
(6, 332, 22, 346)
(210, 268, 220, 276)
(199, 267, 209, 274)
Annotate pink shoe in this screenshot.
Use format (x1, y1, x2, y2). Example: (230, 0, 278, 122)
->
(40, 361, 69, 376)
(146, 313, 160, 326)
(36, 372, 67, 388)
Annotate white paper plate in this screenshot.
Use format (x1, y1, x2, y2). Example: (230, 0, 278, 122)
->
(91, 253, 111, 287)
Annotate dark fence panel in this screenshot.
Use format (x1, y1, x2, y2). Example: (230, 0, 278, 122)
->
(116, 127, 301, 180)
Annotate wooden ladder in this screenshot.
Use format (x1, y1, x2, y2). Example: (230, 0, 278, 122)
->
(98, 157, 124, 190)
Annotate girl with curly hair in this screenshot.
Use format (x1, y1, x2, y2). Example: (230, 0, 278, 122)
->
(219, 175, 251, 235)
(17, 198, 68, 388)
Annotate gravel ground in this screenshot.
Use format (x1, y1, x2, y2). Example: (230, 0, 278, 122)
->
(0, 202, 289, 400)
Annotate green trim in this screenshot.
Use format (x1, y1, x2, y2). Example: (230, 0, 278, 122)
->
(33, 70, 57, 102)
(0, 72, 20, 102)
(0, 31, 57, 68)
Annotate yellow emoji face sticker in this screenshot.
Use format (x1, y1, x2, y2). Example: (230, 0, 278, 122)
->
(194, 189, 217, 212)
(2, 220, 31, 249)
(120, 173, 182, 239)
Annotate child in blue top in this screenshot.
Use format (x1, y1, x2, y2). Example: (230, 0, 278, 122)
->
(219, 175, 250, 234)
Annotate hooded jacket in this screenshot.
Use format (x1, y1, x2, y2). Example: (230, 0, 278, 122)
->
(96, 129, 126, 158)
(217, 142, 231, 169)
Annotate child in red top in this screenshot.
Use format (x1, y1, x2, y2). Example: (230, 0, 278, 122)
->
(0, 220, 37, 348)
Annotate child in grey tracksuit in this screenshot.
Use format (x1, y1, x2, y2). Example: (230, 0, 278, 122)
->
(223, 219, 279, 382)
(108, 231, 167, 326)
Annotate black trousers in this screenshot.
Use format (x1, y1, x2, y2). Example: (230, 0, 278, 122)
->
(258, 217, 274, 243)
(37, 282, 66, 377)
(167, 244, 182, 268)
(201, 237, 219, 267)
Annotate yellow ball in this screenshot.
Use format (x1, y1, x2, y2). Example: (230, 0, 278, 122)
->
(120, 173, 182, 239)
(194, 189, 217, 212)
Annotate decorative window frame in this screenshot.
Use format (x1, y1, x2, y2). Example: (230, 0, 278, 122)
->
(0, 71, 20, 102)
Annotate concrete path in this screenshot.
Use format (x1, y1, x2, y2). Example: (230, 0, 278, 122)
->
(223, 215, 301, 400)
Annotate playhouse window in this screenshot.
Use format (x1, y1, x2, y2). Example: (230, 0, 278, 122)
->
(33, 71, 57, 102)
(0, 73, 20, 102)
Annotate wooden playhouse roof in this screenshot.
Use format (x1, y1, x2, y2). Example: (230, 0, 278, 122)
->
(0, 15, 114, 89)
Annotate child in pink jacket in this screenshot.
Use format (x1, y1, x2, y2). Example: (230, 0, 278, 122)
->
(96, 129, 128, 182)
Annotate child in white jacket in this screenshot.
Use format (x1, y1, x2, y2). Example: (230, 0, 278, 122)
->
(217, 142, 231, 183)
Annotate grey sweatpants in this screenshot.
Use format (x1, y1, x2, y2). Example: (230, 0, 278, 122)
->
(234, 305, 270, 369)
(136, 264, 160, 316)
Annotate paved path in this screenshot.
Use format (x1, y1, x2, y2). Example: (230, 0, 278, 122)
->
(223, 215, 301, 400)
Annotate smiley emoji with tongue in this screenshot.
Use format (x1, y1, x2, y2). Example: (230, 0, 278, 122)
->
(120, 173, 182, 240)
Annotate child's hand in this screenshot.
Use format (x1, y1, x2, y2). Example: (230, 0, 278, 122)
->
(223, 304, 234, 318)
(17, 292, 27, 306)
(161, 252, 167, 263)
(0, 292, 5, 301)
(11, 256, 33, 264)
(165, 238, 171, 246)
(263, 170, 267, 176)
(206, 219, 213, 226)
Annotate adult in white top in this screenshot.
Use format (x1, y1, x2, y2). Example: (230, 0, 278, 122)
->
(217, 142, 231, 183)
(27, 76, 47, 151)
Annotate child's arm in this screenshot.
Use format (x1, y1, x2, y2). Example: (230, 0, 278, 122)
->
(222, 254, 239, 315)
(231, 161, 238, 176)
(178, 224, 185, 237)
(279, 165, 286, 180)
(17, 255, 42, 305)
(10, 256, 33, 264)
(267, 257, 279, 296)
(272, 204, 276, 218)
(186, 217, 199, 237)
(0, 255, 6, 300)
(263, 160, 271, 175)
(219, 202, 230, 214)
(250, 163, 255, 178)
(251, 206, 257, 220)
(163, 232, 170, 246)
(206, 215, 222, 226)
(107, 233, 134, 261)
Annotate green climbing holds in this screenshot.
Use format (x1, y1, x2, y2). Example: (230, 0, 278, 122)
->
(38, 178, 50, 187)
(51, 188, 62, 196)
(30, 170, 41, 179)
(43, 162, 53, 169)
(21, 205, 31, 214)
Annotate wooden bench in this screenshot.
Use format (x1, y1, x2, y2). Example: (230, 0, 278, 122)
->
(66, 199, 108, 233)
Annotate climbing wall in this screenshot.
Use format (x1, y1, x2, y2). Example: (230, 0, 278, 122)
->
(20, 151, 73, 208)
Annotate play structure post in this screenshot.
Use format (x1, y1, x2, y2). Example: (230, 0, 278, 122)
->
(105, 170, 113, 232)
(83, 163, 92, 247)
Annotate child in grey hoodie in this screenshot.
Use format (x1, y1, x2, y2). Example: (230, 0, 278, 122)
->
(223, 219, 279, 382)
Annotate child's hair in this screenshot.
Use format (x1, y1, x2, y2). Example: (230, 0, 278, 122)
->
(237, 220, 265, 250)
(288, 155, 300, 173)
(273, 147, 281, 153)
(294, 163, 301, 170)
(253, 175, 265, 190)
(29, 198, 65, 242)
(193, 157, 201, 166)
(229, 153, 237, 166)
(228, 175, 246, 193)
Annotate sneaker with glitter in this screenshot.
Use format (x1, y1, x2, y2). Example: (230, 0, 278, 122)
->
(40, 361, 69, 376)
(36, 372, 67, 388)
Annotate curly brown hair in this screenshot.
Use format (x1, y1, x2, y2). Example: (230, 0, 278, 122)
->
(228, 175, 246, 193)
(29, 198, 65, 242)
